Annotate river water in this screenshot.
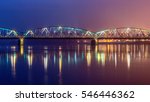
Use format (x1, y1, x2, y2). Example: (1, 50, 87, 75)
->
(0, 39, 150, 85)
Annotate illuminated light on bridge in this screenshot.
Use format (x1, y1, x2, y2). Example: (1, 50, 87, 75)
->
(95, 27, 150, 38)
(0, 27, 150, 39)
(0, 28, 18, 37)
(24, 26, 94, 38)
(6, 30, 18, 37)
(41, 27, 49, 34)
(24, 30, 34, 37)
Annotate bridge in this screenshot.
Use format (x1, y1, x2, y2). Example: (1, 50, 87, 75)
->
(1, 27, 150, 39)
(1, 26, 150, 45)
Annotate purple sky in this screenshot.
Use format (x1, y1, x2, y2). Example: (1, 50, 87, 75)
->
(0, 0, 150, 31)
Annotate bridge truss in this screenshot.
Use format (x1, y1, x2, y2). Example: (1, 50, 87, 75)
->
(0, 28, 18, 37)
(0, 27, 150, 39)
(24, 26, 94, 38)
(95, 27, 150, 38)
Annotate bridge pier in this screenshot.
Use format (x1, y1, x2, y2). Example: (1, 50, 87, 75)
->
(91, 39, 97, 45)
(18, 38, 24, 46)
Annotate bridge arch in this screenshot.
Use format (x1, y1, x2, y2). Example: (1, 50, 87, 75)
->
(95, 27, 150, 38)
(24, 26, 95, 38)
(0, 28, 18, 37)
(1, 27, 150, 39)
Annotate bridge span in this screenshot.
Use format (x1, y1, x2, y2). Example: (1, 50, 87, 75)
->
(1, 26, 150, 45)
(1, 27, 150, 39)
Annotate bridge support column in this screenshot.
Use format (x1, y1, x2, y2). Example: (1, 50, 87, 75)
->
(19, 38, 24, 46)
(91, 39, 97, 45)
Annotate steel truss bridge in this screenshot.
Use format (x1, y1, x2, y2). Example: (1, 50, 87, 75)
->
(1, 27, 150, 39)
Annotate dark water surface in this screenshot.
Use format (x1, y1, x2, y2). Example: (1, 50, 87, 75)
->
(0, 39, 150, 85)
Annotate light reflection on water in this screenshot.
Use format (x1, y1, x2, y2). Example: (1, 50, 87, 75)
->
(0, 40, 150, 84)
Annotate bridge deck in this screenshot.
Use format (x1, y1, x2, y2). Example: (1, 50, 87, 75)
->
(0, 37, 150, 39)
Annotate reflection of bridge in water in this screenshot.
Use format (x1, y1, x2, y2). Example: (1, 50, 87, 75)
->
(1, 27, 150, 39)
(2, 44, 150, 80)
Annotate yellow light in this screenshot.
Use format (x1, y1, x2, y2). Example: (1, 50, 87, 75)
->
(28, 53, 33, 69)
(20, 38, 24, 45)
(87, 52, 91, 67)
(20, 46, 24, 55)
(59, 51, 62, 74)
(11, 53, 17, 77)
(97, 53, 101, 63)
